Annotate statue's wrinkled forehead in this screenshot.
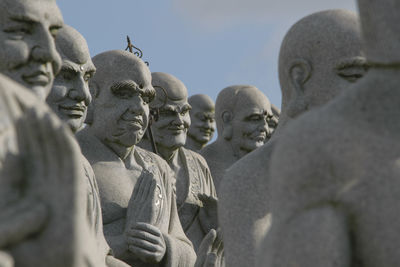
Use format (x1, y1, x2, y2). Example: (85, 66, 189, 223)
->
(0, 0, 63, 26)
(189, 94, 215, 111)
(56, 25, 91, 65)
(151, 72, 188, 104)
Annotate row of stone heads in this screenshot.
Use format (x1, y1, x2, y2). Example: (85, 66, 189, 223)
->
(0, 0, 277, 266)
(2, 0, 399, 266)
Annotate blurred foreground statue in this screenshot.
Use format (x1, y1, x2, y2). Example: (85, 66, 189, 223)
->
(258, 0, 400, 266)
(219, 9, 367, 267)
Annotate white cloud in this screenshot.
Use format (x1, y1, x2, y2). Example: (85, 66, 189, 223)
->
(172, 0, 357, 30)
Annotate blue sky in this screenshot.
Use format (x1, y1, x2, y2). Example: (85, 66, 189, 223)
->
(58, 0, 356, 109)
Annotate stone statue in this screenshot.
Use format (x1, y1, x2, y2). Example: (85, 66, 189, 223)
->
(46, 25, 129, 267)
(185, 94, 216, 151)
(267, 104, 280, 139)
(0, 0, 104, 265)
(218, 10, 367, 267)
(200, 85, 272, 193)
(139, 72, 217, 251)
(77, 50, 196, 266)
(257, 0, 400, 266)
(0, 73, 100, 266)
(0, 0, 63, 100)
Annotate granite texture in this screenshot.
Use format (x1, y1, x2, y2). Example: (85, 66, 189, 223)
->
(258, 1, 400, 266)
(186, 94, 216, 151)
(219, 9, 367, 267)
(200, 85, 272, 194)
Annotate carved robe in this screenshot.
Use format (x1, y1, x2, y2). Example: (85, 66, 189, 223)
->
(77, 130, 196, 267)
(175, 147, 217, 251)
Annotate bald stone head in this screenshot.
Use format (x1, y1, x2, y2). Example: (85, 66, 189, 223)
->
(186, 94, 216, 150)
(215, 85, 272, 158)
(279, 9, 367, 120)
(357, 0, 400, 64)
(150, 72, 191, 152)
(0, 0, 63, 100)
(89, 50, 154, 148)
(46, 25, 95, 133)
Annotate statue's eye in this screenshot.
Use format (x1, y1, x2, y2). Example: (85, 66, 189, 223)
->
(336, 66, 367, 83)
(140, 94, 150, 104)
(49, 26, 61, 39)
(83, 73, 92, 82)
(4, 25, 32, 39)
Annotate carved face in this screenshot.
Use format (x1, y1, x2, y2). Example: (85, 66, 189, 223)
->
(91, 72, 152, 148)
(188, 104, 215, 145)
(152, 97, 192, 151)
(230, 92, 271, 156)
(0, 0, 63, 100)
(47, 39, 95, 133)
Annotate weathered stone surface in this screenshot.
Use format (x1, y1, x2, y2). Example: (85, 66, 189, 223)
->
(185, 94, 216, 152)
(257, 1, 400, 266)
(219, 9, 367, 267)
(0, 73, 98, 267)
(139, 72, 217, 251)
(0, 0, 63, 100)
(77, 51, 196, 266)
(46, 26, 129, 267)
(200, 85, 272, 194)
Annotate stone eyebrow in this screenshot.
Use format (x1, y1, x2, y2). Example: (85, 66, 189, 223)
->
(9, 14, 38, 24)
(61, 62, 80, 73)
(110, 80, 138, 93)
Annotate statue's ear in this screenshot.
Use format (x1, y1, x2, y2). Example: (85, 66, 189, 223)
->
(287, 59, 312, 117)
(85, 81, 100, 125)
(222, 111, 233, 140)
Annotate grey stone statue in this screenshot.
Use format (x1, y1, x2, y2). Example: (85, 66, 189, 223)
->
(267, 104, 280, 139)
(77, 51, 196, 267)
(0, 0, 63, 100)
(46, 25, 128, 267)
(257, 0, 400, 266)
(200, 85, 272, 193)
(185, 94, 216, 151)
(0, 75, 99, 266)
(218, 9, 368, 267)
(0, 0, 104, 266)
(139, 72, 217, 251)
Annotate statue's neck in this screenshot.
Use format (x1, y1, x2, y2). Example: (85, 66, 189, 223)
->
(157, 144, 180, 166)
(104, 140, 134, 160)
(185, 136, 204, 151)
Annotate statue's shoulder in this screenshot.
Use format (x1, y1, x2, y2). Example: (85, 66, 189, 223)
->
(135, 146, 170, 170)
(182, 147, 209, 169)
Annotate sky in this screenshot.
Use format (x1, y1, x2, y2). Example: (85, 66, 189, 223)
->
(57, 0, 357, 109)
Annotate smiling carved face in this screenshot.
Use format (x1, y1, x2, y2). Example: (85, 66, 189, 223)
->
(229, 88, 272, 157)
(46, 26, 95, 133)
(152, 97, 192, 151)
(0, 0, 63, 100)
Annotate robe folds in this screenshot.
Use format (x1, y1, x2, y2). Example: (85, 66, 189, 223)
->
(77, 129, 197, 267)
(176, 147, 217, 251)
